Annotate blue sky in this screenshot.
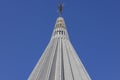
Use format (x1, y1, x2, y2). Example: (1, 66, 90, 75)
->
(0, 0, 120, 80)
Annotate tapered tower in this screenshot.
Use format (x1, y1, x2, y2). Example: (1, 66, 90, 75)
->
(28, 2, 91, 80)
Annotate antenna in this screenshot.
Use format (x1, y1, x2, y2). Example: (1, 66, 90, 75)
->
(58, 0, 63, 16)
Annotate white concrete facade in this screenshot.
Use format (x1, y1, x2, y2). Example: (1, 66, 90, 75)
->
(28, 17, 91, 80)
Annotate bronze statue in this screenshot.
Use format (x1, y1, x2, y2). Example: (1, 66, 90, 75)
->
(58, 3, 63, 16)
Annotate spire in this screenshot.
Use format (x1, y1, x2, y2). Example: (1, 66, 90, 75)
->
(28, 1, 91, 80)
(58, 1, 63, 16)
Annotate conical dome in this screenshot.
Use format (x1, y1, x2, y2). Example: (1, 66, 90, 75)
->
(28, 17, 91, 80)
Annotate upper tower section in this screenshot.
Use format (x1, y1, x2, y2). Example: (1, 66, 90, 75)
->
(55, 17, 66, 29)
(51, 1, 69, 40)
(51, 17, 69, 40)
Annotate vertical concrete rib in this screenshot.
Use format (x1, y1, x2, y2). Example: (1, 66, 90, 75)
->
(65, 39, 83, 80)
(62, 39, 74, 80)
(44, 38, 58, 80)
(48, 38, 58, 80)
(36, 38, 57, 80)
(61, 39, 65, 80)
(28, 39, 55, 80)
(67, 41, 91, 80)
(54, 38, 61, 80)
